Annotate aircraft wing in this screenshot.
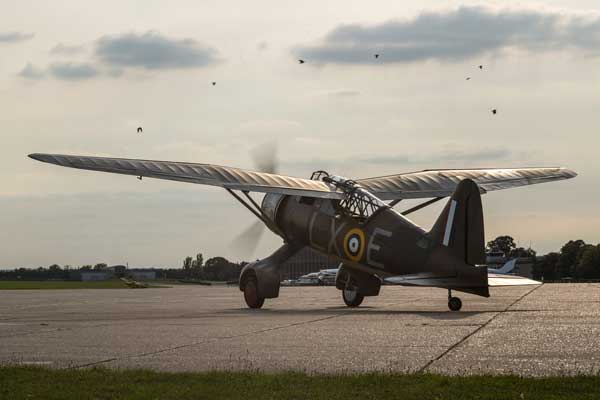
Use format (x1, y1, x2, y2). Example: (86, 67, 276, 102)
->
(28, 153, 344, 199)
(357, 167, 577, 200)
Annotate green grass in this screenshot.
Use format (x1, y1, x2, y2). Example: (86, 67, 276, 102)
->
(1, 367, 600, 400)
(0, 280, 168, 290)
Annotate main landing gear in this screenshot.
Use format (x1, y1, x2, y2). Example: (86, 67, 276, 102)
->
(447, 289, 462, 311)
(243, 276, 265, 309)
(342, 288, 364, 307)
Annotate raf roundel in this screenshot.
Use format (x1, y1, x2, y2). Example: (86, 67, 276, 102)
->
(343, 228, 366, 262)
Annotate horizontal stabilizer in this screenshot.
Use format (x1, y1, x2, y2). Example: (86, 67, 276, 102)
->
(385, 272, 540, 287)
(487, 274, 540, 286)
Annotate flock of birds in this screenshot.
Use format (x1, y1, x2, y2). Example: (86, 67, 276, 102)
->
(133, 55, 496, 179)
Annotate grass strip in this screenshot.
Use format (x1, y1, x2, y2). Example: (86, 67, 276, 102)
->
(1, 366, 599, 400)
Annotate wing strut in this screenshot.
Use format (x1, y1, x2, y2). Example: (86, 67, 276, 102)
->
(401, 197, 445, 216)
(226, 189, 269, 225)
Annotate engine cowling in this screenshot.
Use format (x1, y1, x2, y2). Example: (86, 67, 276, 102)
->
(260, 193, 286, 235)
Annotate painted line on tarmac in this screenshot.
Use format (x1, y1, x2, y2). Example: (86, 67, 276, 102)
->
(68, 313, 344, 370)
(417, 284, 543, 374)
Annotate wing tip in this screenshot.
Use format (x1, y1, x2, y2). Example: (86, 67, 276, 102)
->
(28, 153, 46, 162)
(561, 167, 577, 179)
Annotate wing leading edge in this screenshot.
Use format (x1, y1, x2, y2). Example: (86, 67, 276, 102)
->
(358, 167, 577, 200)
(28, 153, 343, 199)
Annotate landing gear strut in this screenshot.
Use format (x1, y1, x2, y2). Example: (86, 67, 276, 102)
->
(447, 289, 462, 311)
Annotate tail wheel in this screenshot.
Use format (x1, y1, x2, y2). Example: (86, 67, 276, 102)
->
(243, 277, 265, 309)
(342, 288, 364, 307)
(448, 297, 462, 311)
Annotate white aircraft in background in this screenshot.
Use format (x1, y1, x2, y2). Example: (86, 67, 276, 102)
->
(488, 259, 517, 274)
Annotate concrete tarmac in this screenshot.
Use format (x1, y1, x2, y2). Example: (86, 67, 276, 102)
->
(1, 284, 599, 375)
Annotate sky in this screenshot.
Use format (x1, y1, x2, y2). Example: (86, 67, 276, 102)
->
(1, 0, 598, 268)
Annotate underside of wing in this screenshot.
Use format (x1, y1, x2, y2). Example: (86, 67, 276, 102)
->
(357, 167, 577, 200)
(29, 153, 343, 199)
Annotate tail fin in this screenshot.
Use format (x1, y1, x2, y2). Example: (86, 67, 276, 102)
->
(429, 179, 485, 266)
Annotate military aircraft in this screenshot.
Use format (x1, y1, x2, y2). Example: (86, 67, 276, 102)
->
(29, 153, 576, 311)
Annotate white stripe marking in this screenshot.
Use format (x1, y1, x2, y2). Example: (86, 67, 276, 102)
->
(443, 200, 457, 246)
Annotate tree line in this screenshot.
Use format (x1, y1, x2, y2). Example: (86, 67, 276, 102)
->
(0, 256, 246, 282)
(3, 236, 600, 282)
(486, 235, 600, 280)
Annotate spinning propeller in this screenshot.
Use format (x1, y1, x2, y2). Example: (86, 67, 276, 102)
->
(230, 142, 279, 258)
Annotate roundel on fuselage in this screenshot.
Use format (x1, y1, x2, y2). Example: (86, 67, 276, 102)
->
(343, 228, 365, 262)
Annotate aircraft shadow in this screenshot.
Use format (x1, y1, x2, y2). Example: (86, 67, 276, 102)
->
(220, 307, 546, 321)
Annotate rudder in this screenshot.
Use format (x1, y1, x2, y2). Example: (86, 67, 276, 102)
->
(429, 179, 485, 266)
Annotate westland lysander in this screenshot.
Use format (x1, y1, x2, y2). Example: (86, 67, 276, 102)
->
(30, 153, 576, 311)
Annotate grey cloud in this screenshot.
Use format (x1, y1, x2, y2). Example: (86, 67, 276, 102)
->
(328, 89, 360, 97)
(18, 63, 44, 80)
(0, 31, 34, 43)
(50, 43, 86, 55)
(295, 6, 600, 64)
(48, 62, 99, 80)
(95, 32, 219, 70)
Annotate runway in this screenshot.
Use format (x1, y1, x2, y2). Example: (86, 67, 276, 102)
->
(1, 284, 599, 375)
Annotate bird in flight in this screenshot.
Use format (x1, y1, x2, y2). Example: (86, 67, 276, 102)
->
(479, 65, 483, 70)
(212, 82, 216, 86)
(137, 127, 143, 133)
(466, 77, 471, 80)
(137, 176, 143, 180)
(374, 54, 379, 59)
(298, 59, 305, 64)
(492, 109, 497, 115)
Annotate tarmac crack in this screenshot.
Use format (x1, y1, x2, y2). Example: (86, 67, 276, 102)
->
(68, 313, 343, 370)
(417, 285, 543, 374)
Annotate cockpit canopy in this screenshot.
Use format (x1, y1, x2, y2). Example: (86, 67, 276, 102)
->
(310, 170, 387, 220)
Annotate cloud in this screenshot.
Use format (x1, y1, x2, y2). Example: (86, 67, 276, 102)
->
(295, 6, 600, 64)
(358, 147, 513, 166)
(95, 31, 219, 70)
(50, 43, 86, 55)
(257, 41, 268, 51)
(18, 63, 44, 80)
(327, 89, 360, 97)
(0, 31, 35, 43)
(48, 62, 99, 80)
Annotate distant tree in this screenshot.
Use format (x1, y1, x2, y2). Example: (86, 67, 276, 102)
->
(486, 236, 516, 257)
(183, 256, 193, 278)
(509, 247, 536, 259)
(191, 253, 204, 278)
(557, 240, 586, 278)
(80, 265, 92, 271)
(203, 257, 242, 281)
(537, 252, 560, 280)
(93, 263, 107, 270)
(574, 244, 600, 279)
(48, 264, 62, 272)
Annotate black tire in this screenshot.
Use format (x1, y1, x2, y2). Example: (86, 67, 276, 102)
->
(448, 296, 462, 311)
(243, 277, 265, 309)
(342, 288, 364, 307)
